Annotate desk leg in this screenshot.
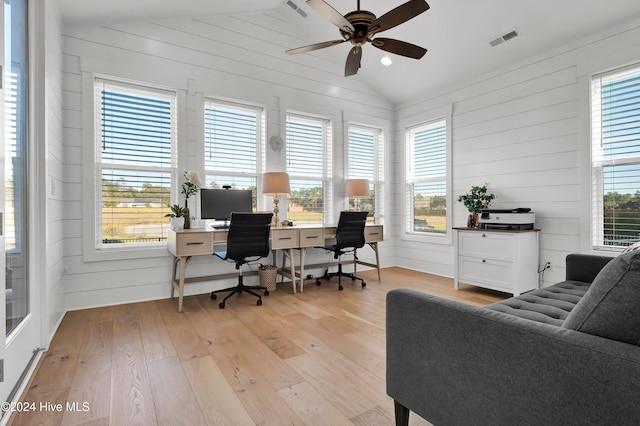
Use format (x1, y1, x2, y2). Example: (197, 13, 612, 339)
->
(173, 256, 191, 313)
(370, 242, 381, 280)
(286, 248, 297, 293)
(276, 249, 298, 293)
(353, 242, 382, 281)
(171, 256, 179, 298)
(299, 248, 306, 293)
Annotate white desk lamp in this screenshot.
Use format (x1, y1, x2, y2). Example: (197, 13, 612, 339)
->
(262, 172, 290, 226)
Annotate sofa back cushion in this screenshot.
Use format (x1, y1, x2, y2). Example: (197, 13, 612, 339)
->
(562, 249, 640, 345)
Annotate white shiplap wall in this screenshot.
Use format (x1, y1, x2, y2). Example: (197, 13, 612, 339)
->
(43, 0, 66, 339)
(60, 6, 394, 310)
(392, 17, 640, 286)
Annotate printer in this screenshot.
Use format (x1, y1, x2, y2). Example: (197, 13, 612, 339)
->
(479, 207, 535, 230)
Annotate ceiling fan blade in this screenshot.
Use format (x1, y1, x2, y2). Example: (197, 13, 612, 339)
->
(368, 0, 430, 35)
(372, 38, 427, 59)
(306, 0, 354, 33)
(286, 39, 347, 55)
(345, 46, 362, 77)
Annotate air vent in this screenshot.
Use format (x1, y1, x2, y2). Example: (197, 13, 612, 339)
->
(287, 0, 307, 18)
(489, 28, 520, 47)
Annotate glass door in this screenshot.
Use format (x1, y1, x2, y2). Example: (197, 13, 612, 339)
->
(0, 0, 39, 407)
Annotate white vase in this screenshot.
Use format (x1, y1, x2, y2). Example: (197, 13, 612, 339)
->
(170, 217, 185, 230)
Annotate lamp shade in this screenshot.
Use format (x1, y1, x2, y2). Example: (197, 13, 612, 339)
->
(262, 172, 290, 194)
(345, 178, 369, 197)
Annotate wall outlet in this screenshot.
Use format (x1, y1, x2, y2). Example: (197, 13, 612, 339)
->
(543, 260, 552, 270)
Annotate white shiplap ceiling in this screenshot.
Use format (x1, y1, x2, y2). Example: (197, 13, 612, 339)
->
(56, 0, 640, 105)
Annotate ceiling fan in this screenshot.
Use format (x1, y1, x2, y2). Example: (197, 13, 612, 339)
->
(286, 0, 430, 77)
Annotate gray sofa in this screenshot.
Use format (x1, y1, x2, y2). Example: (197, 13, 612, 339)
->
(386, 253, 640, 425)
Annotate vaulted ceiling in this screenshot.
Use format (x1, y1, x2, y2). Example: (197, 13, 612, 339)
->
(56, 0, 640, 105)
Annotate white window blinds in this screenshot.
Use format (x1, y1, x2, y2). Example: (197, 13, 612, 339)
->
(348, 125, 384, 223)
(591, 63, 640, 249)
(95, 78, 176, 247)
(405, 119, 447, 235)
(204, 99, 264, 209)
(286, 113, 333, 225)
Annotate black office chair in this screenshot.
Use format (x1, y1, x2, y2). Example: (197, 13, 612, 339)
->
(211, 212, 273, 308)
(316, 211, 369, 291)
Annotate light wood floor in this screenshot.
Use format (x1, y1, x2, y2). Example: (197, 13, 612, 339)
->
(10, 267, 506, 426)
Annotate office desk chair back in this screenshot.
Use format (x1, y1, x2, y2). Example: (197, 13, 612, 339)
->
(316, 211, 369, 290)
(211, 212, 273, 308)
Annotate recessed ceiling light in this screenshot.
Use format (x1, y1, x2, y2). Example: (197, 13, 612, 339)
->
(381, 56, 392, 66)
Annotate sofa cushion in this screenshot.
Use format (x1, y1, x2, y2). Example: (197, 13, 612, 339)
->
(485, 280, 591, 326)
(562, 249, 640, 345)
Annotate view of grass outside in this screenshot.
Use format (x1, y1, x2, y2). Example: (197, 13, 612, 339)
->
(102, 182, 334, 241)
(101, 176, 171, 244)
(603, 192, 640, 246)
(413, 192, 446, 234)
(102, 206, 170, 244)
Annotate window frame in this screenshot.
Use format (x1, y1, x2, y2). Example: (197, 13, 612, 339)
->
(285, 111, 333, 226)
(402, 109, 452, 245)
(82, 74, 180, 261)
(202, 97, 266, 213)
(590, 62, 640, 251)
(346, 123, 385, 225)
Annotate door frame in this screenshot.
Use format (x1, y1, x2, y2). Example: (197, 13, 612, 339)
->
(0, 0, 47, 414)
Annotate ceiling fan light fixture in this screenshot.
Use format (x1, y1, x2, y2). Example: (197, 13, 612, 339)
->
(291, 0, 430, 76)
(381, 56, 392, 66)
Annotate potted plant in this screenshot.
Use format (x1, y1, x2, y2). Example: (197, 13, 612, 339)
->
(181, 170, 202, 229)
(166, 204, 188, 230)
(457, 184, 496, 227)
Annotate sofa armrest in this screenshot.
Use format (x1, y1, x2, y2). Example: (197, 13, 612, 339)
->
(386, 288, 640, 426)
(565, 253, 613, 283)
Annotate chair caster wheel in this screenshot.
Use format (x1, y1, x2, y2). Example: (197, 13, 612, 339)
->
(218, 302, 225, 309)
(338, 285, 344, 291)
(257, 299, 262, 306)
(351, 276, 356, 280)
(211, 293, 217, 300)
(316, 279, 321, 286)
(264, 290, 269, 296)
(361, 282, 367, 287)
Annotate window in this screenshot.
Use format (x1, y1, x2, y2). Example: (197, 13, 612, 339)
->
(347, 125, 384, 223)
(204, 99, 264, 210)
(405, 119, 448, 236)
(591, 63, 640, 249)
(95, 79, 176, 248)
(286, 112, 333, 225)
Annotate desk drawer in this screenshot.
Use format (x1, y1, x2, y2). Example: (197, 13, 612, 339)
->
(365, 225, 383, 242)
(299, 228, 324, 248)
(176, 232, 213, 256)
(271, 228, 299, 249)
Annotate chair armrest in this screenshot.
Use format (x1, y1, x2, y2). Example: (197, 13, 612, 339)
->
(565, 253, 613, 283)
(386, 288, 640, 426)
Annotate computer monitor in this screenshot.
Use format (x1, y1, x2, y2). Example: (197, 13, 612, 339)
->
(200, 188, 253, 226)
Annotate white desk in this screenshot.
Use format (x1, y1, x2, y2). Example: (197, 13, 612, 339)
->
(167, 224, 383, 312)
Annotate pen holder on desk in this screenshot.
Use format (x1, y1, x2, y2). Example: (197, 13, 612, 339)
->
(259, 265, 278, 292)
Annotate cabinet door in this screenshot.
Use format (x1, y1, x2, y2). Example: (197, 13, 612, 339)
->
(458, 256, 514, 291)
(458, 231, 515, 262)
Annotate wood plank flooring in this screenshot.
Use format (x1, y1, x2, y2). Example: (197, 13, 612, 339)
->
(9, 267, 506, 426)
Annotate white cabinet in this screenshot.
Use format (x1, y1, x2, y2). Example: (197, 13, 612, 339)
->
(454, 228, 540, 296)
